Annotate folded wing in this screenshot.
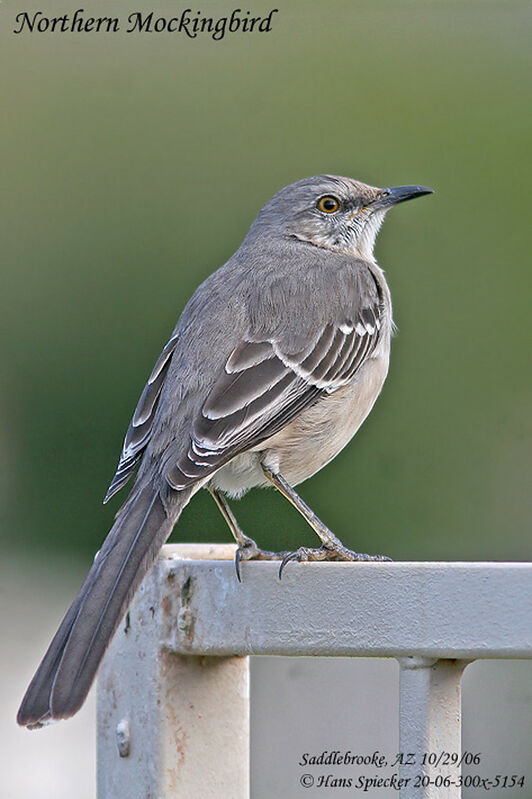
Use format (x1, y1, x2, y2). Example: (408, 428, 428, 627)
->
(104, 332, 180, 502)
(166, 303, 383, 490)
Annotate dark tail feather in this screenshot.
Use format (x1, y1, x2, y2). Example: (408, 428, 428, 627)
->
(17, 483, 187, 728)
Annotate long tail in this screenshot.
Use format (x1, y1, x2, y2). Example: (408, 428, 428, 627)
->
(17, 482, 188, 728)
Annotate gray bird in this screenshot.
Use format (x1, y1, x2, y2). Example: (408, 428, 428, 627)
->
(17, 175, 432, 728)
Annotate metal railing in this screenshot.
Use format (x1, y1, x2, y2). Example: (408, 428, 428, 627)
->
(97, 544, 532, 798)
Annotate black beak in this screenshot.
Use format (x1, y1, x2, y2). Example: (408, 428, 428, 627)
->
(377, 184, 434, 208)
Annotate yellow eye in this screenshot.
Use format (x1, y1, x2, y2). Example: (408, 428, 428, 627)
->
(317, 195, 340, 214)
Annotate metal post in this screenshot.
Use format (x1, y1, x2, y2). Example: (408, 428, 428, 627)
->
(96, 546, 532, 797)
(97, 544, 249, 799)
(398, 657, 469, 798)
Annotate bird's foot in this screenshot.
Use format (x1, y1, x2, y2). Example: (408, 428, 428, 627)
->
(278, 544, 392, 579)
(235, 534, 392, 581)
(234, 535, 289, 582)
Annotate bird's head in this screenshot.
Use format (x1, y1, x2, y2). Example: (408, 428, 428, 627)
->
(249, 175, 433, 260)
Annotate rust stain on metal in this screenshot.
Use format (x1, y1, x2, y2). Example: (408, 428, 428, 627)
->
(166, 568, 176, 583)
(161, 675, 189, 793)
(177, 575, 196, 643)
(173, 723, 188, 768)
(181, 575, 194, 603)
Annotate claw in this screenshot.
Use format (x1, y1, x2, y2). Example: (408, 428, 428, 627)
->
(233, 535, 283, 581)
(234, 536, 258, 582)
(278, 551, 302, 580)
(234, 548, 243, 583)
(278, 545, 331, 579)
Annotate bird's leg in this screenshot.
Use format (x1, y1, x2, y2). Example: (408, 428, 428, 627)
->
(207, 485, 289, 581)
(207, 485, 256, 552)
(261, 464, 392, 577)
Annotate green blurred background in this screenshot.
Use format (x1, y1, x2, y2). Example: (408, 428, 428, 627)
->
(1, 0, 531, 566)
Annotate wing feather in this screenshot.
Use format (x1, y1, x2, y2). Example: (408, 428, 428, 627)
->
(167, 299, 384, 491)
(103, 333, 180, 503)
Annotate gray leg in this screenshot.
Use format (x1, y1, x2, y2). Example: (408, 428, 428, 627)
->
(261, 464, 392, 576)
(207, 485, 291, 581)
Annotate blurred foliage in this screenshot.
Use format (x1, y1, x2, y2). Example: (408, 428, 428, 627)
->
(1, 0, 530, 563)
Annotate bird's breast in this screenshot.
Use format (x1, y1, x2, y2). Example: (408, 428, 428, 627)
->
(261, 347, 390, 485)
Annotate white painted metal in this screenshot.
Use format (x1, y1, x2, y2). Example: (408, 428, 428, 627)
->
(161, 549, 532, 659)
(97, 544, 249, 799)
(398, 658, 468, 798)
(97, 544, 532, 798)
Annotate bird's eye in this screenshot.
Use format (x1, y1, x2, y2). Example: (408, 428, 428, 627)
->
(317, 195, 340, 214)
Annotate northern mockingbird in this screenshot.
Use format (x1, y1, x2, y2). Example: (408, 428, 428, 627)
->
(18, 175, 432, 728)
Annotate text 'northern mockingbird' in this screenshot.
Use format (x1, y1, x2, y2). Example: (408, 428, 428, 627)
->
(18, 175, 432, 728)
